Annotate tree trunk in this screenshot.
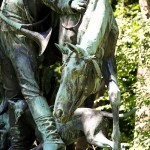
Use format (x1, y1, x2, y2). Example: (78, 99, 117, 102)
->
(139, 0, 150, 19)
(132, 2, 150, 149)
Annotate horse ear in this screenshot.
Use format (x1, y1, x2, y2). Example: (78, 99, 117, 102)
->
(65, 42, 85, 56)
(55, 43, 70, 55)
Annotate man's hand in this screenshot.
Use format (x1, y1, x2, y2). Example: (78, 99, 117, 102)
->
(71, 0, 88, 12)
(108, 81, 121, 106)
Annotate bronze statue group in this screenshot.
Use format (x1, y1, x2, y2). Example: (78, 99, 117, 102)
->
(0, 0, 134, 150)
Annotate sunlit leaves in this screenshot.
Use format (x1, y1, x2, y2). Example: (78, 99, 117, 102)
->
(114, 2, 150, 148)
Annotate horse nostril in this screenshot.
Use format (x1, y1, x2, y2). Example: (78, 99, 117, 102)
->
(55, 109, 63, 118)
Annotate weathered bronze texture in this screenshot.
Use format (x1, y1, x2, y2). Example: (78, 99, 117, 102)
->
(0, 99, 136, 149)
(0, 0, 122, 149)
(0, 0, 88, 149)
(53, 0, 121, 149)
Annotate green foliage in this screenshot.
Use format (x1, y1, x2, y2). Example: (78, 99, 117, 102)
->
(42, 62, 61, 96)
(115, 3, 140, 111)
(133, 20, 150, 150)
(114, 2, 150, 148)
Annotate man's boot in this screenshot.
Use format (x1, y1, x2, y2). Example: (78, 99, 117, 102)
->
(27, 96, 65, 150)
(8, 100, 35, 150)
(9, 123, 35, 150)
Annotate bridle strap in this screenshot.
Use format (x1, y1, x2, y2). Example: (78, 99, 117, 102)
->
(61, 14, 82, 30)
(91, 59, 101, 78)
(62, 54, 102, 95)
(84, 58, 101, 95)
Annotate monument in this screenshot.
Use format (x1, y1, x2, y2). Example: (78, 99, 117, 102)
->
(0, 0, 125, 149)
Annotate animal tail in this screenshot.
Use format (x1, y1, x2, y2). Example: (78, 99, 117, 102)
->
(100, 107, 137, 118)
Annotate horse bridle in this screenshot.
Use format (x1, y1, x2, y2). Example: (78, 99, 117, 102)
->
(61, 53, 102, 115)
(62, 53, 102, 94)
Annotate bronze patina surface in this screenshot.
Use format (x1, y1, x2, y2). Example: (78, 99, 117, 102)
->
(0, 0, 87, 149)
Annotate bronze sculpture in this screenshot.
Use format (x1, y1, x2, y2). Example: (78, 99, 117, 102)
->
(0, 0, 124, 149)
(54, 0, 121, 149)
(0, 0, 88, 149)
(0, 99, 136, 149)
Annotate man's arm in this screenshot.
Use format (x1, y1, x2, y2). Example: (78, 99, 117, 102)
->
(77, 0, 112, 54)
(42, 0, 87, 14)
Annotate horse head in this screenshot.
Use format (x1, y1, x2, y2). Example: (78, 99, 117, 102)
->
(53, 43, 102, 123)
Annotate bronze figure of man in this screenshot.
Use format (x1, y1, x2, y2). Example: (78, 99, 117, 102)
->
(0, 0, 87, 149)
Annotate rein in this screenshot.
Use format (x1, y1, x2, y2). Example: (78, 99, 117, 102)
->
(61, 14, 82, 30)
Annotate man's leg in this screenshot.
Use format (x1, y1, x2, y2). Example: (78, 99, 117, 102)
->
(0, 55, 36, 149)
(8, 38, 65, 150)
